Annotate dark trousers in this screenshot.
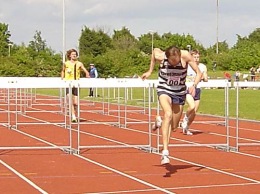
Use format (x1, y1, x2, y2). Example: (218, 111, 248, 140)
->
(89, 88, 94, 96)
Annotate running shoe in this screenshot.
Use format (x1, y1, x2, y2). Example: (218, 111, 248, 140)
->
(182, 123, 193, 135)
(183, 128, 193, 135)
(161, 155, 170, 165)
(181, 115, 189, 128)
(71, 115, 77, 123)
(181, 116, 193, 135)
(152, 115, 162, 131)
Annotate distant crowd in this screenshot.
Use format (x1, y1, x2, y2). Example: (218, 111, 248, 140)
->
(224, 65, 260, 82)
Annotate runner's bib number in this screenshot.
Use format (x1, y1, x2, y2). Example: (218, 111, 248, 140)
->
(167, 76, 180, 86)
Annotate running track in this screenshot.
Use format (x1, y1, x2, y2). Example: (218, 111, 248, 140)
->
(0, 95, 260, 194)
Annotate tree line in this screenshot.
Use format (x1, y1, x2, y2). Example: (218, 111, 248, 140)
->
(0, 23, 259, 78)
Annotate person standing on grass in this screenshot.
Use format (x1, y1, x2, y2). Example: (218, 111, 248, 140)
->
(141, 46, 201, 165)
(88, 63, 98, 97)
(61, 48, 90, 122)
(181, 50, 208, 135)
(250, 67, 256, 81)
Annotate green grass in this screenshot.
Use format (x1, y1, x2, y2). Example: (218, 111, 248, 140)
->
(199, 88, 260, 120)
(36, 86, 260, 121)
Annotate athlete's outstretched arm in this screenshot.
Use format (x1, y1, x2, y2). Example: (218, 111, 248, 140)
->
(80, 62, 90, 78)
(141, 48, 164, 80)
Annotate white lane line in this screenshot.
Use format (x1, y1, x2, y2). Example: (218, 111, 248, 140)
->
(0, 160, 48, 194)
(168, 155, 260, 184)
(168, 182, 260, 191)
(85, 182, 260, 194)
(233, 151, 260, 159)
(75, 154, 175, 194)
(5, 98, 260, 189)
(86, 188, 166, 194)
(22, 110, 260, 186)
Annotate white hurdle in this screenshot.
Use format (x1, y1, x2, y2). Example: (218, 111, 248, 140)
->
(5, 77, 250, 154)
(233, 81, 260, 151)
(154, 79, 233, 152)
(75, 78, 154, 154)
(0, 78, 73, 152)
(0, 77, 156, 154)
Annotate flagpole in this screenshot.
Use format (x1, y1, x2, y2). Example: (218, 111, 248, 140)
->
(62, 0, 66, 62)
(216, 0, 219, 54)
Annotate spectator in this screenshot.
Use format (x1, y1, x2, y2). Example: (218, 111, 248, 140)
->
(224, 72, 231, 82)
(256, 65, 260, 73)
(235, 71, 241, 82)
(89, 63, 98, 97)
(250, 67, 256, 81)
(213, 62, 217, 72)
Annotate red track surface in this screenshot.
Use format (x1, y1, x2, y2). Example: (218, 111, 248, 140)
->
(0, 97, 260, 194)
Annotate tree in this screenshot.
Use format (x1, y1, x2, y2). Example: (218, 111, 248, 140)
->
(248, 28, 260, 42)
(227, 31, 260, 70)
(79, 26, 112, 57)
(138, 32, 161, 54)
(28, 31, 47, 53)
(1, 20, 260, 77)
(112, 27, 138, 50)
(0, 23, 12, 56)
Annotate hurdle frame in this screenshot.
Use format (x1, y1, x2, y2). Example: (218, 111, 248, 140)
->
(233, 81, 260, 151)
(0, 78, 75, 152)
(154, 79, 233, 152)
(74, 78, 154, 154)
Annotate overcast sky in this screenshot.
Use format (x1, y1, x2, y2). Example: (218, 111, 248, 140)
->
(1, 0, 259, 53)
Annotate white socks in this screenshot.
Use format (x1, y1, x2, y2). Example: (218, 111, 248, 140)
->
(162, 149, 169, 156)
(184, 114, 189, 121)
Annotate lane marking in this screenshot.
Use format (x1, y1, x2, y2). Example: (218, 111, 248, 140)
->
(75, 154, 175, 194)
(84, 182, 260, 194)
(100, 171, 113, 174)
(2, 95, 260, 193)
(0, 160, 48, 194)
(168, 182, 260, 191)
(221, 168, 233, 171)
(168, 155, 260, 184)
(13, 109, 260, 186)
(24, 172, 37, 175)
(124, 171, 137, 173)
(0, 173, 12, 176)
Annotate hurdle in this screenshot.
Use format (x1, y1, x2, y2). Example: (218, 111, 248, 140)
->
(233, 81, 260, 151)
(81, 78, 146, 115)
(0, 77, 24, 128)
(155, 79, 233, 152)
(27, 77, 64, 112)
(71, 78, 123, 127)
(81, 78, 107, 114)
(0, 77, 65, 115)
(14, 78, 66, 126)
(0, 77, 155, 154)
(96, 78, 150, 116)
(108, 78, 152, 128)
(79, 78, 153, 126)
(0, 78, 75, 152)
(72, 78, 154, 154)
(81, 78, 148, 116)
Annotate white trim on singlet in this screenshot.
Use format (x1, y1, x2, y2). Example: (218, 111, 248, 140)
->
(157, 59, 187, 96)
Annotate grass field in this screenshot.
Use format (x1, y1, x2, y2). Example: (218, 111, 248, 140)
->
(36, 84, 260, 121)
(199, 88, 260, 120)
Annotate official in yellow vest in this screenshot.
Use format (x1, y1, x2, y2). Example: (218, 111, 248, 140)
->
(61, 48, 90, 122)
